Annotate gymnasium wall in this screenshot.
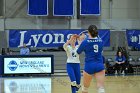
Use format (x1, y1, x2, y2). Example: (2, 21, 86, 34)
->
(0, 0, 140, 50)
(139, 0, 140, 17)
(0, 19, 4, 31)
(0, 0, 4, 17)
(1, 0, 140, 30)
(0, 0, 140, 71)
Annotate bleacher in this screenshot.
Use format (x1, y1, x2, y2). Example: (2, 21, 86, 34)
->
(4, 47, 140, 75)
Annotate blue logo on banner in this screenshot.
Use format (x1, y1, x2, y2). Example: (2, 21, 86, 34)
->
(130, 36, 138, 43)
(7, 60, 18, 71)
(126, 30, 140, 49)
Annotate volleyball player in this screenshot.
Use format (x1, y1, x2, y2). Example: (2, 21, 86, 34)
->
(63, 35, 81, 93)
(77, 25, 105, 93)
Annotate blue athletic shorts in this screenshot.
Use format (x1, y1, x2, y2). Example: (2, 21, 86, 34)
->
(84, 62, 105, 75)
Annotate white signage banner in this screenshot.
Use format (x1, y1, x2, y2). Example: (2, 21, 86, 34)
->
(4, 57, 52, 74)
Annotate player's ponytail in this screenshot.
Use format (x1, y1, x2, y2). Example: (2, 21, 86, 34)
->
(88, 25, 98, 38)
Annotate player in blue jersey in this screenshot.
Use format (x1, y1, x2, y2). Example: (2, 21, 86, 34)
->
(77, 25, 105, 93)
(63, 35, 81, 93)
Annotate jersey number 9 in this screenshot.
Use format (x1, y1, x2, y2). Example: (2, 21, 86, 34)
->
(93, 45, 98, 53)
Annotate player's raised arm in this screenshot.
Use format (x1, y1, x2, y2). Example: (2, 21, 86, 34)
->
(77, 33, 86, 45)
(77, 40, 86, 54)
(63, 39, 71, 51)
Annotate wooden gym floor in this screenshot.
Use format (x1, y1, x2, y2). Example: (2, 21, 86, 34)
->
(1, 75, 140, 93)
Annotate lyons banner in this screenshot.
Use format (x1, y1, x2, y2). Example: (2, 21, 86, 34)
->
(9, 29, 110, 47)
(126, 30, 140, 48)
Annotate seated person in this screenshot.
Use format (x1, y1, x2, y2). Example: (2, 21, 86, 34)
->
(20, 43, 30, 55)
(114, 51, 126, 74)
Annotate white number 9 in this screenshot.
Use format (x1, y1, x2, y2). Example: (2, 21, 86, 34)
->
(93, 45, 98, 53)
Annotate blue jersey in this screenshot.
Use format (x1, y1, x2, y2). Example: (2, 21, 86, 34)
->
(115, 56, 126, 62)
(102, 56, 105, 64)
(77, 36, 103, 63)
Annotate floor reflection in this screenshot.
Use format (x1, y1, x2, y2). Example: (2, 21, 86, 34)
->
(3, 78, 51, 93)
(1, 76, 140, 93)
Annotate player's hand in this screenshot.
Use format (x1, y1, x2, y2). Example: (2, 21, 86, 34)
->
(66, 40, 71, 44)
(73, 34, 79, 38)
(116, 62, 120, 64)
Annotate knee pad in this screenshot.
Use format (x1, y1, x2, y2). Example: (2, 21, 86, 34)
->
(82, 86, 88, 92)
(71, 81, 76, 86)
(98, 87, 105, 93)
